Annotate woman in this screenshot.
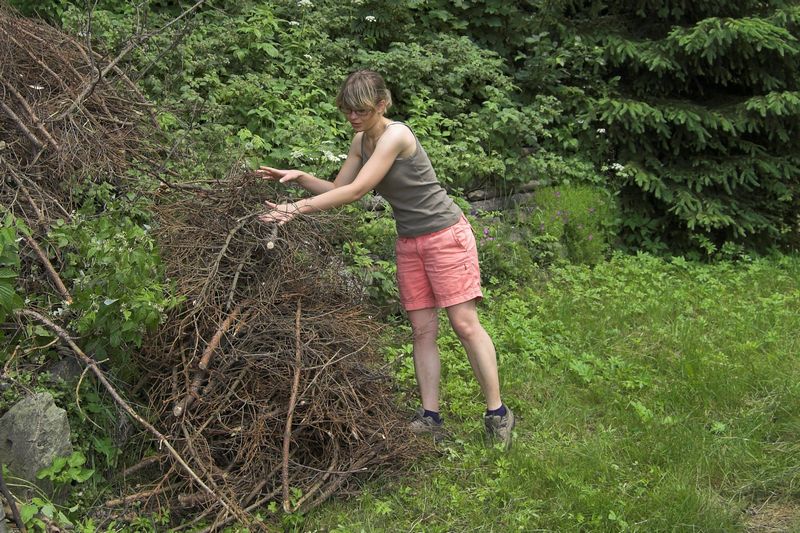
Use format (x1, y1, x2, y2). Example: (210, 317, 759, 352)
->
(257, 70, 514, 448)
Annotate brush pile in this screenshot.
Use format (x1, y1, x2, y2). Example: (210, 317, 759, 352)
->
(1, 6, 419, 531)
(140, 173, 419, 530)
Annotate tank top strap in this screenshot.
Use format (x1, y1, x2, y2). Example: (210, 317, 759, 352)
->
(361, 122, 419, 160)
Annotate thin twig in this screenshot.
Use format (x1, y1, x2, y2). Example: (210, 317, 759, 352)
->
(283, 298, 303, 513)
(226, 245, 254, 311)
(105, 486, 167, 507)
(120, 455, 166, 478)
(5, 168, 46, 227)
(50, 1, 205, 122)
(0, 464, 27, 532)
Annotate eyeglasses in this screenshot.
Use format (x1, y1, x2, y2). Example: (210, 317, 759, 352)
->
(341, 108, 373, 118)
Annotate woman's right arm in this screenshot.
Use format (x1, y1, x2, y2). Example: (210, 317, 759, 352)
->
(257, 133, 363, 195)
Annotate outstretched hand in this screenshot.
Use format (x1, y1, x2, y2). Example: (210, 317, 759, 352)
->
(255, 166, 306, 184)
(258, 200, 300, 225)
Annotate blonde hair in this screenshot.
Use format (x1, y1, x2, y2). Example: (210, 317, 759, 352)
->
(336, 70, 393, 113)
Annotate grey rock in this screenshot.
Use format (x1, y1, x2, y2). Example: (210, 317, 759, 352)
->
(0, 504, 6, 533)
(0, 392, 73, 499)
(45, 356, 83, 384)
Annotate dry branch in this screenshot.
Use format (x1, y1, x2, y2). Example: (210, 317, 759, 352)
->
(282, 299, 303, 513)
(15, 309, 241, 522)
(198, 304, 242, 371)
(22, 235, 72, 304)
(1, 100, 43, 150)
(0, 464, 27, 532)
(1, 79, 60, 150)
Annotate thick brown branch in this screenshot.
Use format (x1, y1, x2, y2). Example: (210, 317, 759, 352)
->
(0, 464, 27, 532)
(1, 79, 60, 150)
(23, 234, 72, 304)
(15, 309, 238, 519)
(1, 100, 43, 151)
(199, 304, 242, 370)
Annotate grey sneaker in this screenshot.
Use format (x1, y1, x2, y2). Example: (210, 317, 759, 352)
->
(410, 408, 445, 443)
(484, 406, 515, 450)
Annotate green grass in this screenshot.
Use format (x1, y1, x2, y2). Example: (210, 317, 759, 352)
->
(295, 253, 800, 532)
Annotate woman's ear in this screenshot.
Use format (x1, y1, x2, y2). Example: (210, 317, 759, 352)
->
(376, 100, 387, 115)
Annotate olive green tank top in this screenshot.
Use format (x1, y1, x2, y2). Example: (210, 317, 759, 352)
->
(360, 122, 461, 237)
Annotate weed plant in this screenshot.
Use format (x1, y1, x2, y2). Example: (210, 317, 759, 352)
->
(303, 253, 800, 532)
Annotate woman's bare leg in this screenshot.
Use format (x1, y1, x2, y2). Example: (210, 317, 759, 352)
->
(407, 307, 440, 412)
(445, 299, 502, 411)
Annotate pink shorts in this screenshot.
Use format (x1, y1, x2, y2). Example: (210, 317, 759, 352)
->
(395, 215, 483, 311)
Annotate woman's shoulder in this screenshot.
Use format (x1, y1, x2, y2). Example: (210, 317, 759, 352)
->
(383, 122, 416, 152)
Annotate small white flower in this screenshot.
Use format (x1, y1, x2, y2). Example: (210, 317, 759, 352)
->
(291, 149, 304, 159)
(297, 0, 313, 7)
(596, 128, 606, 134)
(338, 153, 348, 160)
(288, 20, 300, 26)
(611, 162, 625, 172)
(303, 54, 313, 61)
(352, 0, 364, 4)
(365, 15, 376, 22)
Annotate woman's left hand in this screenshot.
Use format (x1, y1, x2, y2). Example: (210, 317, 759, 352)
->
(258, 201, 300, 225)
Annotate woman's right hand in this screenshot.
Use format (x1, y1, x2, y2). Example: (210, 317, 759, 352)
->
(255, 166, 306, 185)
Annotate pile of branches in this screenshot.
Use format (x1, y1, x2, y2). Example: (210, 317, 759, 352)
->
(1, 5, 421, 531)
(0, 5, 155, 222)
(137, 174, 419, 530)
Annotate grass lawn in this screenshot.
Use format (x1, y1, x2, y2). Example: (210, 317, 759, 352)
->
(296, 253, 800, 532)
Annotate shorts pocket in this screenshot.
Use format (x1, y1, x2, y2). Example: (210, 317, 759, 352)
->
(450, 222, 474, 251)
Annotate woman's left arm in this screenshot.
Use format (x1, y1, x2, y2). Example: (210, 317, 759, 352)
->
(260, 127, 410, 224)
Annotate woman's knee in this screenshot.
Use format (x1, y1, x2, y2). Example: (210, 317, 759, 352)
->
(448, 313, 483, 342)
(409, 309, 439, 343)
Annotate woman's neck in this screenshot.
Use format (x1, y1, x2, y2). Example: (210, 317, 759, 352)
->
(364, 116, 391, 146)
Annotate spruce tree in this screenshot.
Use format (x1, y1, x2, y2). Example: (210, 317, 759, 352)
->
(561, 0, 800, 252)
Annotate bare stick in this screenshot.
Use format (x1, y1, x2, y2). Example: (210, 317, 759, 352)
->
(105, 486, 167, 507)
(6, 168, 46, 227)
(202, 215, 254, 299)
(199, 304, 242, 370)
(226, 246, 254, 311)
(172, 368, 205, 418)
(172, 304, 242, 417)
(22, 235, 72, 304)
(0, 464, 27, 532)
(15, 309, 238, 519)
(283, 298, 303, 513)
(1, 79, 60, 151)
(120, 455, 165, 478)
(1, 100, 43, 151)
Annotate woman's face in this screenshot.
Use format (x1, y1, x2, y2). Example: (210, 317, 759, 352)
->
(343, 101, 385, 131)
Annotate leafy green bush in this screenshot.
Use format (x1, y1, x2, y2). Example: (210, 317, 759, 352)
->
(531, 185, 619, 264)
(337, 205, 400, 314)
(0, 213, 24, 326)
(473, 211, 557, 285)
(48, 183, 181, 370)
